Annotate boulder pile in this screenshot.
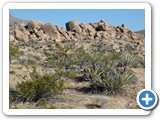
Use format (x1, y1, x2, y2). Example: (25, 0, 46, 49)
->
(9, 19, 145, 59)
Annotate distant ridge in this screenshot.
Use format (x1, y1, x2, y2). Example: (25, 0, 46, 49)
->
(135, 30, 145, 36)
(9, 14, 30, 25)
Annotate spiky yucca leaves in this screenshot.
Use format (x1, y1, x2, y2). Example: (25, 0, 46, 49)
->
(16, 66, 65, 102)
(103, 70, 136, 95)
(55, 43, 74, 68)
(120, 54, 135, 67)
(83, 55, 136, 95)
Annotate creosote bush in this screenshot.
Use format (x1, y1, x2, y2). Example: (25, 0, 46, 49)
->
(16, 67, 65, 102)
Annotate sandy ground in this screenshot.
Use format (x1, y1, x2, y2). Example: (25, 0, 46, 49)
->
(9, 64, 144, 109)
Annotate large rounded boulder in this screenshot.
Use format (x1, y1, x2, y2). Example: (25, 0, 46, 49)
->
(65, 20, 81, 32)
(27, 21, 43, 31)
(41, 23, 58, 39)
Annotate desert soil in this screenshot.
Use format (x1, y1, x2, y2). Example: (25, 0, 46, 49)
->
(10, 64, 144, 109)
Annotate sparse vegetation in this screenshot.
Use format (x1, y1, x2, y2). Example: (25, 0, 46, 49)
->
(9, 42, 143, 108)
(9, 17, 145, 109)
(18, 54, 41, 66)
(9, 43, 23, 61)
(16, 67, 65, 102)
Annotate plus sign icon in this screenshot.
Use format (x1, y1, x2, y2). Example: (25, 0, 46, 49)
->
(137, 89, 158, 110)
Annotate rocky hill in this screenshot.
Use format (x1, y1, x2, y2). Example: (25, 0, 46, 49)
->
(9, 18, 145, 59)
(9, 15, 145, 109)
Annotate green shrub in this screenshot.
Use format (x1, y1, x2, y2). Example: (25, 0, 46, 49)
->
(9, 43, 23, 60)
(102, 52, 122, 62)
(44, 43, 75, 69)
(71, 47, 90, 67)
(16, 67, 65, 102)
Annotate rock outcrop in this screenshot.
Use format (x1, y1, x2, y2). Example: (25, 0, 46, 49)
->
(9, 17, 145, 59)
(14, 29, 29, 41)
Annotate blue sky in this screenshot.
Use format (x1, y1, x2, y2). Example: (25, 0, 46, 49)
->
(10, 9, 145, 31)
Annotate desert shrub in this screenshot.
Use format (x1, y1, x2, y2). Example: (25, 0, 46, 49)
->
(132, 57, 145, 68)
(18, 54, 40, 66)
(25, 39, 39, 48)
(45, 56, 55, 67)
(16, 67, 65, 102)
(44, 51, 58, 68)
(102, 52, 122, 62)
(70, 47, 89, 67)
(73, 48, 105, 70)
(44, 43, 75, 69)
(119, 54, 135, 67)
(88, 96, 108, 108)
(83, 53, 136, 95)
(18, 56, 28, 65)
(55, 43, 74, 62)
(9, 43, 23, 60)
(119, 54, 145, 68)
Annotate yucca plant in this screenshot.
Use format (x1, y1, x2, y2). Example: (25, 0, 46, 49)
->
(55, 43, 74, 68)
(103, 70, 136, 95)
(120, 54, 135, 67)
(83, 58, 136, 95)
